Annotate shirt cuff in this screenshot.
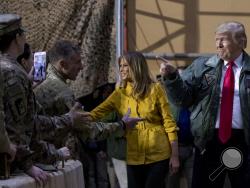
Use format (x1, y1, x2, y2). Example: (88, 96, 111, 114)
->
(168, 132, 178, 142)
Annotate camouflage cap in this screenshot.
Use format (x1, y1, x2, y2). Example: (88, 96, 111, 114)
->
(0, 14, 25, 36)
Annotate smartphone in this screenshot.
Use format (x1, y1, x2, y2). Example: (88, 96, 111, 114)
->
(33, 51, 46, 81)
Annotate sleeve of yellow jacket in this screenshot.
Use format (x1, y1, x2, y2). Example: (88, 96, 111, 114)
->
(156, 83, 178, 142)
(90, 89, 119, 121)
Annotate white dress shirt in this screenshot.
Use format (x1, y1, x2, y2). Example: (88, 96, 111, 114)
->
(215, 53, 243, 129)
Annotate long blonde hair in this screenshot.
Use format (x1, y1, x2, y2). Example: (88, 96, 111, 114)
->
(118, 52, 154, 99)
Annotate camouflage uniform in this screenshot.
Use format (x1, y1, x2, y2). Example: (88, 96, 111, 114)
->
(0, 63, 11, 154)
(0, 54, 73, 171)
(34, 65, 123, 159)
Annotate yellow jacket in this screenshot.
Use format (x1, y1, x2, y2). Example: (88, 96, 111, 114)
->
(91, 82, 178, 165)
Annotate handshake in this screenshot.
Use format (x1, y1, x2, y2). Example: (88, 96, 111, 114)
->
(68, 103, 143, 129)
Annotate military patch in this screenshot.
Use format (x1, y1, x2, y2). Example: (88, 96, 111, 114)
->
(204, 73, 216, 86)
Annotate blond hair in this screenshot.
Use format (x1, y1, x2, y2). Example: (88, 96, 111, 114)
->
(216, 21, 247, 49)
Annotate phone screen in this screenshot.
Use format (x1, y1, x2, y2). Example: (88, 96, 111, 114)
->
(33, 51, 46, 81)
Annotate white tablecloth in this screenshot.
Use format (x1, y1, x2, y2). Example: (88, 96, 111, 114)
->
(0, 160, 84, 188)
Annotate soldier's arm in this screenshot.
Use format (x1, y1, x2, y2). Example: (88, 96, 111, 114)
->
(0, 112, 12, 154)
(87, 121, 125, 141)
(0, 123, 16, 162)
(30, 139, 69, 164)
(0, 99, 11, 153)
(35, 113, 72, 133)
(0, 70, 13, 156)
(82, 112, 143, 141)
(34, 102, 92, 133)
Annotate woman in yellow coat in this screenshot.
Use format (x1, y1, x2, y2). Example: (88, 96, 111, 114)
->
(91, 52, 179, 188)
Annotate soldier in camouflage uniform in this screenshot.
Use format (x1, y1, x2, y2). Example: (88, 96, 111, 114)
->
(16, 43, 71, 166)
(0, 14, 92, 185)
(34, 40, 136, 161)
(0, 63, 16, 162)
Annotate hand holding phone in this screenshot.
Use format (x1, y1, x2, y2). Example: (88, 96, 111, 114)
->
(33, 52, 46, 81)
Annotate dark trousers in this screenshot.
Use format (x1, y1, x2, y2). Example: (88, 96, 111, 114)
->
(127, 159, 169, 188)
(192, 129, 248, 188)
